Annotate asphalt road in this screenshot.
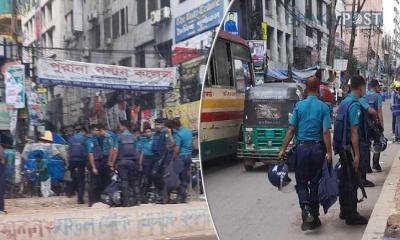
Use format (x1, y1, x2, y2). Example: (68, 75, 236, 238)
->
(203, 102, 397, 240)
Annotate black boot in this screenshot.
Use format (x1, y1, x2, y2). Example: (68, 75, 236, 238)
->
(362, 179, 375, 188)
(301, 206, 314, 231)
(345, 213, 368, 225)
(372, 163, 382, 172)
(310, 216, 322, 230)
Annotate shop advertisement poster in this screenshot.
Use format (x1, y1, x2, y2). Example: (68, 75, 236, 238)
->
(141, 109, 157, 129)
(37, 58, 177, 91)
(164, 101, 200, 131)
(0, 103, 10, 130)
(223, 11, 240, 36)
(5, 65, 25, 109)
(248, 40, 267, 72)
(27, 86, 47, 126)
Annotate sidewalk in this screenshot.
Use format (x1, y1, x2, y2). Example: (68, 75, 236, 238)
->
(0, 197, 215, 240)
(362, 147, 400, 240)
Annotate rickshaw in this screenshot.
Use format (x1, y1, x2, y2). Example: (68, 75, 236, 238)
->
(237, 82, 305, 171)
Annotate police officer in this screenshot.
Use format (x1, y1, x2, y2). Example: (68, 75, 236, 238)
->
(173, 118, 193, 204)
(151, 119, 167, 202)
(333, 75, 368, 225)
(112, 120, 140, 206)
(279, 76, 332, 231)
(139, 125, 155, 203)
(0, 144, 6, 214)
(86, 124, 103, 207)
(98, 124, 116, 188)
(365, 80, 384, 172)
(68, 126, 88, 204)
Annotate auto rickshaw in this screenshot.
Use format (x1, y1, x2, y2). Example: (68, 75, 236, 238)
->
(237, 82, 305, 171)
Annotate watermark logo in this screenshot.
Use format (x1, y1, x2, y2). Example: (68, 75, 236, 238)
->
(342, 11, 383, 27)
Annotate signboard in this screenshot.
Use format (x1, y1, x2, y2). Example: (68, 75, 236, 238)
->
(261, 22, 268, 40)
(0, 103, 10, 130)
(223, 11, 240, 36)
(5, 65, 25, 109)
(248, 40, 267, 72)
(342, 11, 383, 27)
(175, 0, 224, 43)
(172, 31, 213, 65)
(334, 59, 348, 71)
(27, 85, 48, 126)
(37, 58, 177, 91)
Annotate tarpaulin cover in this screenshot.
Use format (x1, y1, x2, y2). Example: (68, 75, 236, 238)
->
(266, 66, 318, 81)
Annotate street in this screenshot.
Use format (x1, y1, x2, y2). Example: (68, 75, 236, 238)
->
(203, 102, 398, 240)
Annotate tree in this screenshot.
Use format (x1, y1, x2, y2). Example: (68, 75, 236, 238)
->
(326, 0, 338, 67)
(346, 0, 367, 74)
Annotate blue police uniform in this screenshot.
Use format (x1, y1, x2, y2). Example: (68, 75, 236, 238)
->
(150, 128, 168, 202)
(68, 132, 87, 204)
(289, 95, 331, 218)
(174, 127, 193, 202)
(365, 90, 383, 172)
(102, 131, 116, 186)
(115, 129, 140, 206)
(141, 134, 157, 201)
(86, 135, 104, 206)
(334, 93, 368, 223)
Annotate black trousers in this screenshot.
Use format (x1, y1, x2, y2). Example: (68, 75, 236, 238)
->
(88, 159, 109, 205)
(359, 144, 370, 181)
(338, 150, 359, 218)
(69, 160, 86, 203)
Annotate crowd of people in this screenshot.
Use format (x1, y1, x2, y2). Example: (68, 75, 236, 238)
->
(279, 76, 388, 231)
(68, 118, 193, 207)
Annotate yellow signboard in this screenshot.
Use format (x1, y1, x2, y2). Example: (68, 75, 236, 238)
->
(261, 22, 268, 40)
(164, 101, 200, 131)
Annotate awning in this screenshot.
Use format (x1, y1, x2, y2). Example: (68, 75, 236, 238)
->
(266, 69, 288, 80)
(266, 66, 318, 81)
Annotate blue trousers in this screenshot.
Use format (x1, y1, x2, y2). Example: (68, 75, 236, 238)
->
(69, 160, 86, 203)
(294, 143, 325, 217)
(88, 159, 109, 205)
(117, 159, 140, 206)
(176, 155, 192, 200)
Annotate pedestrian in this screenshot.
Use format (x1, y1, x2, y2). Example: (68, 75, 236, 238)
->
(139, 125, 155, 203)
(86, 124, 104, 207)
(112, 120, 141, 206)
(151, 118, 168, 203)
(333, 75, 368, 225)
(392, 86, 400, 141)
(173, 118, 193, 204)
(68, 126, 88, 204)
(34, 153, 54, 198)
(365, 80, 384, 172)
(98, 124, 116, 188)
(278, 76, 332, 231)
(0, 144, 7, 214)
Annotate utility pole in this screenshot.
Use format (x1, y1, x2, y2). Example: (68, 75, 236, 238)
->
(366, 10, 372, 82)
(11, 0, 18, 58)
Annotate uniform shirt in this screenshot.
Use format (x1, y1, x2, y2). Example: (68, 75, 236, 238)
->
(175, 127, 193, 156)
(102, 131, 116, 156)
(141, 136, 154, 156)
(289, 95, 331, 141)
(341, 94, 368, 143)
(37, 160, 50, 182)
(366, 90, 383, 108)
(86, 135, 97, 154)
(114, 129, 135, 149)
(69, 132, 85, 142)
(358, 97, 370, 111)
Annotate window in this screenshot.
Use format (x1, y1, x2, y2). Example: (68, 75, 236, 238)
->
(232, 43, 251, 61)
(317, 0, 323, 25)
(317, 31, 322, 50)
(234, 59, 251, 95)
(112, 12, 119, 39)
(265, 0, 271, 10)
(161, 0, 170, 7)
(91, 25, 101, 48)
(137, 0, 146, 24)
(305, 0, 312, 20)
(65, 11, 73, 35)
(306, 26, 313, 38)
(148, 0, 158, 18)
(326, 4, 332, 28)
(205, 55, 216, 86)
(46, 1, 52, 22)
(214, 40, 233, 87)
(119, 57, 132, 67)
(120, 8, 126, 35)
(179, 0, 187, 3)
(135, 47, 145, 67)
(47, 29, 53, 47)
(104, 17, 111, 40)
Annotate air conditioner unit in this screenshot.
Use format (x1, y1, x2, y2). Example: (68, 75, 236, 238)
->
(105, 37, 113, 46)
(87, 11, 99, 23)
(306, 37, 314, 48)
(161, 7, 171, 20)
(150, 10, 161, 25)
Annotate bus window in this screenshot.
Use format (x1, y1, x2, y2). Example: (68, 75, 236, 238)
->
(214, 40, 234, 87)
(231, 42, 251, 61)
(206, 54, 217, 86)
(234, 59, 251, 95)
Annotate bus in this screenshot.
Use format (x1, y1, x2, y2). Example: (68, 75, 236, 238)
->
(200, 31, 255, 162)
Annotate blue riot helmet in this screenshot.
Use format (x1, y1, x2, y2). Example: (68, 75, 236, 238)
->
(372, 136, 388, 153)
(268, 163, 291, 190)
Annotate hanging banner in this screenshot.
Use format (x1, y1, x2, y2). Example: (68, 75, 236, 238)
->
(248, 40, 267, 73)
(0, 103, 10, 130)
(27, 85, 48, 126)
(37, 58, 177, 91)
(5, 65, 25, 109)
(223, 11, 240, 36)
